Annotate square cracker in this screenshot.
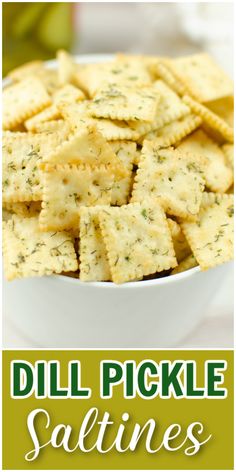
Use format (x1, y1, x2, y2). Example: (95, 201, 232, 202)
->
(7, 60, 44, 82)
(131, 144, 205, 220)
(183, 95, 234, 143)
(59, 101, 136, 140)
(89, 84, 159, 122)
(167, 53, 233, 102)
(79, 206, 111, 281)
(40, 164, 114, 231)
(109, 141, 137, 205)
(56, 49, 76, 86)
(37, 68, 60, 95)
(32, 120, 71, 135)
(181, 194, 234, 270)
(151, 80, 190, 129)
(2, 131, 69, 203)
(98, 201, 177, 284)
(3, 215, 78, 281)
(25, 84, 84, 131)
(53, 83, 85, 105)
(74, 58, 151, 97)
(41, 124, 126, 177)
(142, 113, 202, 147)
(3, 76, 51, 130)
(155, 60, 188, 97)
(59, 101, 154, 141)
(177, 129, 233, 193)
(25, 105, 61, 131)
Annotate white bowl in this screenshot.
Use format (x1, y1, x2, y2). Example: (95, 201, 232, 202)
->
(3, 55, 233, 348)
(3, 262, 233, 348)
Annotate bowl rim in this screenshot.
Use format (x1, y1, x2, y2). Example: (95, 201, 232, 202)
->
(54, 265, 200, 288)
(3, 53, 201, 288)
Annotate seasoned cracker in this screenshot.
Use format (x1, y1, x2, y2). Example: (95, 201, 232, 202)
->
(98, 201, 177, 284)
(37, 68, 60, 95)
(53, 83, 85, 105)
(2, 51, 235, 284)
(178, 129, 233, 192)
(183, 95, 234, 143)
(2, 132, 68, 202)
(132, 144, 205, 219)
(171, 254, 197, 275)
(2, 164, 43, 203)
(32, 120, 71, 135)
(155, 61, 188, 96)
(89, 84, 159, 122)
(109, 141, 136, 205)
(151, 80, 190, 129)
(59, 101, 154, 141)
(3, 77, 51, 130)
(59, 101, 139, 140)
(7, 60, 44, 82)
(57, 49, 76, 86)
(41, 125, 126, 177)
(40, 164, 114, 231)
(143, 113, 202, 147)
(74, 58, 151, 97)
(25, 105, 61, 131)
(25, 84, 84, 131)
(167, 53, 233, 102)
(181, 195, 234, 270)
(167, 218, 191, 263)
(79, 206, 111, 281)
(3, 215, 78, 281)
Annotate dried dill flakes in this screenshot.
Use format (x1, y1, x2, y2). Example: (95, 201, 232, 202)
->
(2, 132, 69, 203)
(132, 144, 205, 220)
(2, 51, 234, 282)
(178, 129, 233, 193)
(181, 195, 234, 270)
(89, 84, 160, 122)
(3, 216, 78, 281)
(98, 201, 177, 284)
(79, 207, 111, 282)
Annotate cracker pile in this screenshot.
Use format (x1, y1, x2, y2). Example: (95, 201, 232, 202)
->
(2, 51, 234, 283)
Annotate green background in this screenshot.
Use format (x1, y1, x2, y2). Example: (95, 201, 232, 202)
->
(2, 350, 234, 470)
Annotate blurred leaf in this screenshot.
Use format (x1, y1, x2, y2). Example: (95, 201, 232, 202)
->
(11, 3, 47, 38)
(36, 3, 73, 52)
